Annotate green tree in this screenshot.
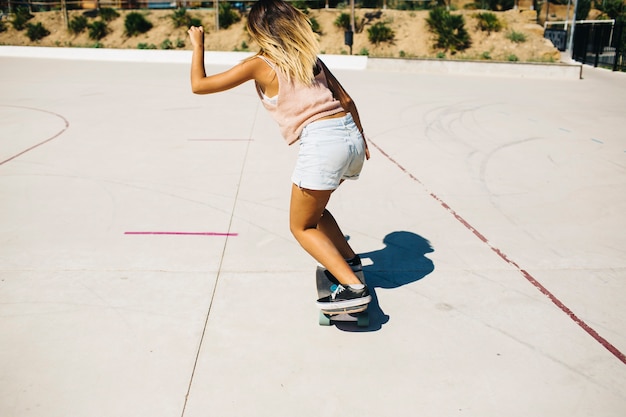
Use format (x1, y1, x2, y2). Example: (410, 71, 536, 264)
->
(576, 0, 592, 20)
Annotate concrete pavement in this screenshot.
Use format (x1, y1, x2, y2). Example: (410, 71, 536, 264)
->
(1, 48, 625, 417)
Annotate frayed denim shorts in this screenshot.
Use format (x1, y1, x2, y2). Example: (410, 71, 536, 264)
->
(292, 113, 365, 191)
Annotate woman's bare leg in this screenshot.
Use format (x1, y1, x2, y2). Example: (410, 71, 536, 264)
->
(289, 184, 360, 285)
(318, 209, 355, 260)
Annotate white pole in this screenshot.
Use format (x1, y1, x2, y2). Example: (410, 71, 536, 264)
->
(566, 0, 579, 58)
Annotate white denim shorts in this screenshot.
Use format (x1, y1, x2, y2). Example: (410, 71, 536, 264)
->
(292, 113, 365, 191)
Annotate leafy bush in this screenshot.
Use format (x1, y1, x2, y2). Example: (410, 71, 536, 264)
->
(161, 39, 173, 49)
(597, 0, 625, 19)
(334, 12, 351, 31)
(171, 8, 201, 28)
(233, 41, 249, 51)
(100, 7, 120, 22)
(507, 30, 527, 43)
(310, 16, 321, 34)
(576, 0, 592, 20)
(88, 20, 108, 40)
(426, 8, 471, 54)
(26, 22, 50, 41)
(137, 43, 157, 49)
(367, 21, 395, 45)
(68, 15, 88, 35)
(507, 54, 519, 61)
(475, 12, 502, 34)
(219, 3, 241, 29)
(125, 12, 153, 37)
(11, 7, 34, 31)
(334, 12, 364, 33)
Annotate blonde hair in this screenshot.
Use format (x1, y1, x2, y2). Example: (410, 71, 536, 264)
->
(246, 0, 320, 86)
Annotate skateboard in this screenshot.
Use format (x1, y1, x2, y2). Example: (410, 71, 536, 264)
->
(315, 265, 370, 327)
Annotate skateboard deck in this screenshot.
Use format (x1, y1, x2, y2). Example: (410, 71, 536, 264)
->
(315, 265, 369, 327)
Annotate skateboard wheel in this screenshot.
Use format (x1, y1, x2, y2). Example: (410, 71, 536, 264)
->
(319, 312, 331, 326)
(357, 312, 369, 327)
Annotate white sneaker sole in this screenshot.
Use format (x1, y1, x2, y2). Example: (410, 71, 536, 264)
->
(316, 295, 371, 310)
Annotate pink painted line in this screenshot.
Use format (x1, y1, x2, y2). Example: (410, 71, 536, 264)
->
(188, 138, 253, 142)
(125, 231, 238, 236)
(0, 105, 70, 166)
(369, 139, 626, 365)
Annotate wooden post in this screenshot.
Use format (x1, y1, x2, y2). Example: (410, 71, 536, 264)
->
(215, 0, 219, 32)
(61, 0, 69, 29)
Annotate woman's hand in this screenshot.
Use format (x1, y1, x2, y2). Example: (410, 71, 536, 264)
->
(187, 26, 204, 49)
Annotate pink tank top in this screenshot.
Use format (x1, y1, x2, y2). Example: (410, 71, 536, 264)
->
(255, 56, 345, 145)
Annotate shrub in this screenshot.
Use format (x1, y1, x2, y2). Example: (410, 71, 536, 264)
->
(99, 8, 120, 22)
(138, 43, 157, 49)
(26, 22, 50, 41)
(88, 20, 108, 40)
(368, 21, 395, 45)
(161, 39, 173, 50)
(576, 0, 592, 20)
(481, 51, 492, 59)
(334, 11, 365, 33)
(426, 8, 471, 53)
(291, 1, 309, 11)
(507, 54, 519, 61)
(11, 7, 34, 31)
(507, 30, 527, 43)
(334, 12, 351, 31)
(218, 3, 241, 29)
(475, 12, 502, 34)
(171, 8, 201, 28)
(0, 20, 6, 33)
(125, 12, 153, 37)
(68, 15, 88, 35)
(310, 17, 321, 34)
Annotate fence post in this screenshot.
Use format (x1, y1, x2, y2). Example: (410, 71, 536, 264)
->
(566, 0, 578, 58)
(215, 0, 219, 32)
(613, 22, 623, 72)
(61, 0, 69, 29)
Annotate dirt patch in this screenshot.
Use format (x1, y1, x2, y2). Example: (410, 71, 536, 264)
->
(0, 7, 562, 62)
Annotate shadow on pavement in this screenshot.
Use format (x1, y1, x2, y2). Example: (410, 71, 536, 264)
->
(335, 231, 435, 332)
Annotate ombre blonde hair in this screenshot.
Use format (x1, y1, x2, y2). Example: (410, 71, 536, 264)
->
(246, 0, 320, 86)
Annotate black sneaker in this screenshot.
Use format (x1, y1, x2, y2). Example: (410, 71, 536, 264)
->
(316, 284, 371, 310)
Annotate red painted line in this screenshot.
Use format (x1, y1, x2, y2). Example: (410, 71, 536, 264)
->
(369, 139, 626, 365)
(125, 231, 238, 237)
(0, 105, 70, 166)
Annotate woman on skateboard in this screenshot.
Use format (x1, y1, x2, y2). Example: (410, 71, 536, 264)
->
(187, 0, 371, 309)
